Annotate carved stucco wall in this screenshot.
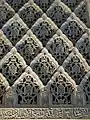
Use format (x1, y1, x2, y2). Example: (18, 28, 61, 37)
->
(0, 0, 90, 109)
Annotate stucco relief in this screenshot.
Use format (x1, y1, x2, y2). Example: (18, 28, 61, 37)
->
(0, 0, 90, 119)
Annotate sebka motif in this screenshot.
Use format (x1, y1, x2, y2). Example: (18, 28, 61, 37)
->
(0, 0, 90, 109)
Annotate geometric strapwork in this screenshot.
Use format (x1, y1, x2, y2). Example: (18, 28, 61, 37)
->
(62, 47, 90, 85)
(46, 30, 73, 65)
(80, 72, 90, 105)
(15, 30, 43, 65)
(47, 66, 76, 106)
(12, 66, 44, 107)
(76, 31, 90, 66)
(0, 47, 27, 86)
(30, 48, 59, 85)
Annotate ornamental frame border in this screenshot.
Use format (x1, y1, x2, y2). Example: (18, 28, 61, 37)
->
(0, 108, 90, 119)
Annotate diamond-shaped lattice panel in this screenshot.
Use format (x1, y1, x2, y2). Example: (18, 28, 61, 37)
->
(6, 0, 29, 12)
(31, 14, 58, 46)
(60, 13, 86, 45)
(0, 0, 90, 108)
(0, 1, 15, 28)
(2, 14, 29, 45)
(30, 48, 59, 85)
(18, 1, 43, 28)
(62, 48, 89, 85)
(46, 1, 71, 28)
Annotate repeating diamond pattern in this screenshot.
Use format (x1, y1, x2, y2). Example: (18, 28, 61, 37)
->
(0, 0, 90, 107)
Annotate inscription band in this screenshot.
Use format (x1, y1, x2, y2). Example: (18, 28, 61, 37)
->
(0, 108, 90, 119)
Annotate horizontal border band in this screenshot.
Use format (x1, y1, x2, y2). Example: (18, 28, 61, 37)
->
(0, 108, 90, 119)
